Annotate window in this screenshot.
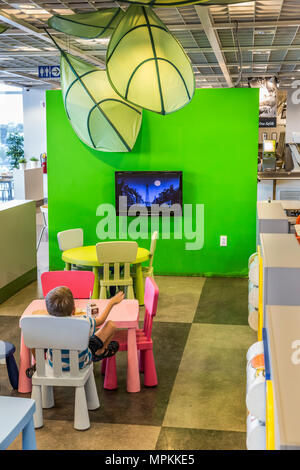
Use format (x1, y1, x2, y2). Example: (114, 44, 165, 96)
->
(0, 83, 24, 171)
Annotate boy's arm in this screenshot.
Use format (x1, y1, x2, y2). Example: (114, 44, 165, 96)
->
(94, 291, 124, 327)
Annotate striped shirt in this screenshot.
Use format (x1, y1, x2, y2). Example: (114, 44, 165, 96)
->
(47, 316, 96, 371)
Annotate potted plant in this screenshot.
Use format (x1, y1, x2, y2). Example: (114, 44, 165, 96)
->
(30, 157, 39, 169)
(19, 158, 27, 170)
(6, 132, 24, 169)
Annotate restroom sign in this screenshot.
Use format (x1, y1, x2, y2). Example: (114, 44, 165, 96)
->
(38, 65, 60, 79)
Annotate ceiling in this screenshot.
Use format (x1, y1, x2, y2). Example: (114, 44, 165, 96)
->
(0, 0, 300, 89)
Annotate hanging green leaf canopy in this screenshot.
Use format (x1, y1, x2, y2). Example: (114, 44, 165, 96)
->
(114, 0, 253, 6)
(106, 5, 195, 115)
(48, 9, 124, 39)
(61, 52, 142, 152)
(0, 25, 7, 34)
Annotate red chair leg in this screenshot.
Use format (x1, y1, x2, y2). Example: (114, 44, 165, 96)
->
(144, 349, 158, 387)
(104, 356, 118, 390)
(139, 350, 145, 373)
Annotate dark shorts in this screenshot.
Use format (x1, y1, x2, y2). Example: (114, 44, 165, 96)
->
(88, 335, 104, 361)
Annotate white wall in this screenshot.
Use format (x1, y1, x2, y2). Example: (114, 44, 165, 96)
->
(286, 88, 300, 143)
(22, 88, 47, 160)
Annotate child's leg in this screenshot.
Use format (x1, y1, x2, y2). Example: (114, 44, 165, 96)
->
(94, 320, 116, 355)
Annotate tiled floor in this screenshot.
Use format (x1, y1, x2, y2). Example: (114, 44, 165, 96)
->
(0, 212, 257, 450)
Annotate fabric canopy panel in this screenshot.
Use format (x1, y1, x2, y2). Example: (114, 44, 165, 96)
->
(61, 52, 142, 152)
(48, 9, 124, 39)
(106, 5, 195, 115)
(116, 0, 253, 6)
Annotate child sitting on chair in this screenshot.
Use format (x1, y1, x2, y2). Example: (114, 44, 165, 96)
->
(26, 286, 122, 378)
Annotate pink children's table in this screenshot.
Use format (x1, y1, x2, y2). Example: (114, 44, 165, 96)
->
(18, 299, 140, 394)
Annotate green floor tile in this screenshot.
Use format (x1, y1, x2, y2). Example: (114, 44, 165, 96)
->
(156, 426, 246, 450)
(194, 277, 249, 325)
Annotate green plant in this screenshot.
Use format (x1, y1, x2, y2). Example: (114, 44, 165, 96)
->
(19, 158, 27, 164)
(30, 157, 38, 161)
(6, 132, 24, 169)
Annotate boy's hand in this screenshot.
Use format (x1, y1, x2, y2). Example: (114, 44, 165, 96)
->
(109, 291, 125, 306)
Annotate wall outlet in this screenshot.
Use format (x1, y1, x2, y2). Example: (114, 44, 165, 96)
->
(220, 235, 227, 247)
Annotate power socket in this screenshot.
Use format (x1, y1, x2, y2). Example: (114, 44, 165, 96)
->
(220, 235, 227, 247)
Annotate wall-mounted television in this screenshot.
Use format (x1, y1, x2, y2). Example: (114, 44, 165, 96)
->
(115, 171, 183, 216)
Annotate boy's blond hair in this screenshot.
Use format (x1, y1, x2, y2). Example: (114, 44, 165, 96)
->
(45, 286, 75, 317)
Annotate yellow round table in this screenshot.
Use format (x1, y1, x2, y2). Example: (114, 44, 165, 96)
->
(62, 245, 150, 305)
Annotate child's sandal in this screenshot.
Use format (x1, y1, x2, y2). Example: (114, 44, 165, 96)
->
(25, 364, 36, 379)
(92, 341, 119, 362)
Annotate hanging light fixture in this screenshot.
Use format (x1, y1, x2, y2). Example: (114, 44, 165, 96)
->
(106, 5, 195, 115)
(60, 52, 142, 152)
(48, 9, 124, 39)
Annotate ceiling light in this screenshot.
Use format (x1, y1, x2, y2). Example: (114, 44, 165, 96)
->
(255, 30, 276, 35)
(16, 46, 40, 51)
(11, 3, 35, 8)
(53, 9, 73, 15)
(76, 38, 110, 46)
(23, 10, 48, 15)
(251, 50, 271, 54)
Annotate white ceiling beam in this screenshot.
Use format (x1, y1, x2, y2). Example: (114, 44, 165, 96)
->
(0, 51, 59, 57)
(195, 72, 300, 79)
(2, 19, 300, 36)
(0, 9, 105, 67)
(195, 6, 233, 87)
(194, 61, 300, 67)
(168, 19, 300, 31)
(0, 43, 299, 59)
(4, 60, 300, 73)
(185, 44, 300, 53)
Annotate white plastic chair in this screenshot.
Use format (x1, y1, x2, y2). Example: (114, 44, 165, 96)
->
(57, 228, 83, 252)
(57, 228, 84, 270)
(20, 315, 100, 431)
(96, 241, 138, 299)
(37, 205, 48, 251)
(131, 231, 158, 279)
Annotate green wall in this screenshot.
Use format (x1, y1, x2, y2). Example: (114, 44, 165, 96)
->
(47, 88, 259, 277)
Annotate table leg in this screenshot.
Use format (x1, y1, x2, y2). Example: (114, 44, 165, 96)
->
(127, 328, 140, 393)
(92, 267, 99, 299)
(65, 262, 71, 271)
(135, 263, 144, 306)
(22, 417, 37, 450)
(18, 333, 32, 394)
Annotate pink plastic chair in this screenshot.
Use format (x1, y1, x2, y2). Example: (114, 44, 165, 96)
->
(41, 271, 95, 299)
(102, 277, 159, 389)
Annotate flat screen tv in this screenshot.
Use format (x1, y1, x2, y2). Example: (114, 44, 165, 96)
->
(115, 171, 183, 216)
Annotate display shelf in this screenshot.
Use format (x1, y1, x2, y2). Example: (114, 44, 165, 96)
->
(266, 305, 300, 450)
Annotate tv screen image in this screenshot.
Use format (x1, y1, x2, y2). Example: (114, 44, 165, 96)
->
(115, 171, 182, 215)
